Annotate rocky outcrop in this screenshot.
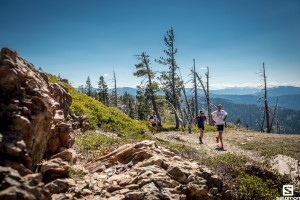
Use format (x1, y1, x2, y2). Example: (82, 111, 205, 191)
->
(0, 48, 76, 197)
(54, 140, 231, 199)
(0, 166, 51, 200)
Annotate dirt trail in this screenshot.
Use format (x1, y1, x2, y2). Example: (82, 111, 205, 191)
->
(155, 129, 300, 181)
(155, 129, 265, 162)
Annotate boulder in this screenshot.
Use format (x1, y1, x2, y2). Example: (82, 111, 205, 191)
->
(0, 48, 75, 171)
(50, 149, 77, 164)
(40, 158, 70, 180)
(45, 178, 75, 194)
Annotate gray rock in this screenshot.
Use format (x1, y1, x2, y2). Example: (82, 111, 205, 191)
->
(167, 166, 188, 184)
(0, 166, 51, 200)
(40, 158, 70, 180)
(45, 178, 75, 194)
(125, 191, 145, 200)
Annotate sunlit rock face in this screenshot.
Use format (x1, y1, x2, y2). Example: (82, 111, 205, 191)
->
(0, 47, 74, 170)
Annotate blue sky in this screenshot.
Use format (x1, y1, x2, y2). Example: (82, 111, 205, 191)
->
(1, 0, 300, 89)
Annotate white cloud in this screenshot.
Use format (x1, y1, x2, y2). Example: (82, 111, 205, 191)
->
(103, 74, 109, 77)
(267, 81, 300, 87)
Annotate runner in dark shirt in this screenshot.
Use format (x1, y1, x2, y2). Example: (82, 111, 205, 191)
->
(194, 111, 207, 144)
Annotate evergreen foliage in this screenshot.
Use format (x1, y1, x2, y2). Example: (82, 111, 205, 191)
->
(135, 86, 152, 120)
(85, 76, 92, 96)
(119, 92, 135, 119)
(47, 74, 148, 135)
(134, 52, 161, 125)
(156, 27, 183, 129)
(98, 75, 109, 106)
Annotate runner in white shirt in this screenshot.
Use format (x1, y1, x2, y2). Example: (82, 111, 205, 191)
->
(211, 104, 228, 149)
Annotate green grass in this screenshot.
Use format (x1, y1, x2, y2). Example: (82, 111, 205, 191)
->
(68, 166, 86, 179)
(206, 153, 289, 200)
(47, 74, 149, 135)
(230, 135, 300, 160)
(75, 131, 122, 152)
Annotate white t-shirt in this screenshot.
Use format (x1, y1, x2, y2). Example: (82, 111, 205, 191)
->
(211, 110, 228, 125)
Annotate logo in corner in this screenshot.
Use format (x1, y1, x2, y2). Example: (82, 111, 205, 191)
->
(283, 185, 294, 196)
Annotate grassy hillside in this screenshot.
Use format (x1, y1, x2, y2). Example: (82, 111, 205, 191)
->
(47, 74, 149, 138)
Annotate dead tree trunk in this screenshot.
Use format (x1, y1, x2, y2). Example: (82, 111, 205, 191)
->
(192, 67, 213, 125)
(179, 69, 193, 133)
(193, 59, 198, 117)
(270, 97, 278, 131)
(262, 63, 271, 133)
(112, 70, 118, 107)
(205, 67, 213, 125)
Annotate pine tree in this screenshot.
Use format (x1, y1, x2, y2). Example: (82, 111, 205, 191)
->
(134, 52, 161, 126)
(120, 92, 136, 119)
(136, 86, 151, 120)
(156, 27, 182, 129)
(98, 75, 109, 106)
(85, 76, 92, 96)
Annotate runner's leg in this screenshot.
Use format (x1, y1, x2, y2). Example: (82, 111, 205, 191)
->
(219, 131, 223, 148)
(200, 128, 204, 143)
(216, 125, 220, 143)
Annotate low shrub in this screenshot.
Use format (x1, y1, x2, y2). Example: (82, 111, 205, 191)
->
(237, 172, 279, 200)
(68, 166, 86, 179)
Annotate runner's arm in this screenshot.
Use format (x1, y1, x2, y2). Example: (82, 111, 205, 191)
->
(223, 114, 228, 121)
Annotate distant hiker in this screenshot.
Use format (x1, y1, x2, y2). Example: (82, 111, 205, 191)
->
(194, 111, 207, 144)
(211, 104, 228, 149)
(150, 111, 159, 135)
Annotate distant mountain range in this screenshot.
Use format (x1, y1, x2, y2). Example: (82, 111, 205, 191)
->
(210, 86, 300, 96)
(105, 86, 300, 111)
(108, 86, 300, 96)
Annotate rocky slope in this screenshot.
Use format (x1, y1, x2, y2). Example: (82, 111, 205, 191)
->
(78, 140, 231, 200)
(0, 48, 76, 199)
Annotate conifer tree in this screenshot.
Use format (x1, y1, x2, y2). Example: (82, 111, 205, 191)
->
(136, 86, 151, 120)
(156, 27, 182, 129)
(85, 76, 92, 96)
(98, 75, 109, 106)
(120, 92, 135, 118)
(134, 52, 161, 126)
